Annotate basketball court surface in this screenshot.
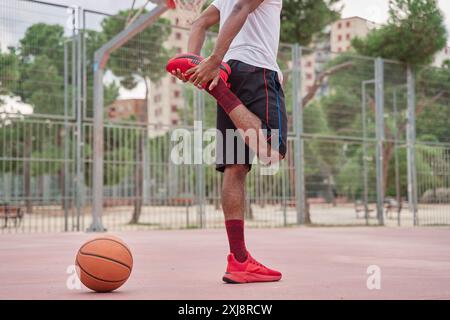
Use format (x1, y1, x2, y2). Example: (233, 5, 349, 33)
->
(1, 227, 449, 300)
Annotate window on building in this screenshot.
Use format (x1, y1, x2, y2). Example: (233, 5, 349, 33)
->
(176, 47, 182, 54)
(337, 47, 342, 52)
(172, 119, 179, 125)
(346, 33, 351, 40)
(175, 32, 182, 40)
(171, 77, 177, 84)
(171, 105, 178, 112)
(338, 35, 342, 42)
(306, 61, 312, 67)
(337, 22, 342, 29)
(174, 90, 180, 98)
(306, 73, 313, 80)
(346, 21, 351, 28)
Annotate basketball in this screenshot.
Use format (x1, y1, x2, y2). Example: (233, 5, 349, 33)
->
(75, 235, 133, 293)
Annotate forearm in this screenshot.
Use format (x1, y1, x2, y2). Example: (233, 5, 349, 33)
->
(187, 24, 207, 55)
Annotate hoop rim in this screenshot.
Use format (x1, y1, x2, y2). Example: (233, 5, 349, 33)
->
(166, 0, 176, 9)
(166, 0, 206, 12)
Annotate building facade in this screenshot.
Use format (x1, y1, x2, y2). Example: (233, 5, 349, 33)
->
(301, 16, 380, 98)
(107, 99, 147, 122)
(146, 8, 198, 136)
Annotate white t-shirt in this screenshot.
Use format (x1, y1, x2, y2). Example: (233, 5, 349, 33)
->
(211, 0, 282, 81)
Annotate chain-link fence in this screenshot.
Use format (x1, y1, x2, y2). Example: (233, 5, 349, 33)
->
(414, 65, 450, 225)
(1, 0, 449, 232)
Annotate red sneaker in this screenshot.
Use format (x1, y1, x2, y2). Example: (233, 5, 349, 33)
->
(222, 252, 282, 284)
(166, 53, 231, 89)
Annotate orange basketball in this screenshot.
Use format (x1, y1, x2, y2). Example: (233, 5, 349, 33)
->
(76, 235, 133, 292)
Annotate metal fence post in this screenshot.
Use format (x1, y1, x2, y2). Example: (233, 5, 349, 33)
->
(90, 53, 106, 232)
(194, 91, 205, 228)
(406, 66, 419, 225)
(68, 6, 85, 232)
(374, 58, 385, 225)
(76, 8, 84, 231)
(361, 80, 375, 225)
(63, 40, 69, 232)
(90, 4, 169, 232)
(292, 44, 306, 224)
(393, 88, 401, 226)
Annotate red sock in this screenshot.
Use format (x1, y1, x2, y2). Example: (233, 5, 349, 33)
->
(225, 219, 248, 262)
(207, 79, 242, 114)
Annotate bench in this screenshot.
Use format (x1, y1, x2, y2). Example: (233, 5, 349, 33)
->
(354, 200, 374, 219)
(384, 197, 402, 219)
(0, 204, 24, 228)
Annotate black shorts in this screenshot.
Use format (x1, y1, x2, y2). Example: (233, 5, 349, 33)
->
(216, 60, 288, 173)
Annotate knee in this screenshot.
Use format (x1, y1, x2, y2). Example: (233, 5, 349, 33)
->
(225, 164, 249, 176)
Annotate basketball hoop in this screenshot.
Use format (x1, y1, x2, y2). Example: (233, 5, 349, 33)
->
(166, 0, 206, 15)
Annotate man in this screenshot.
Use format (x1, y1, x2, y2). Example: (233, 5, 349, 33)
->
(171, 0, 287, 284)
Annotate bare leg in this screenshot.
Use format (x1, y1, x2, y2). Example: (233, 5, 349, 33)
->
(222, 164, 249, 262)
(228, 105, 282, 165)
(221, 164, 248, 220)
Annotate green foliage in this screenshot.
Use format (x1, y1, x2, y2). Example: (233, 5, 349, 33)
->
(281, 0, 342, 45)
(21, 55, 64, 115)
(83, 29, 120, 117)
(0, 49, 20, 98)
(101, 11, 172, 88)
(415, 66, 450, 142)
(352, 0, 447, 65)
(19, 23, 65, 69)
(304, 44, 450, 200)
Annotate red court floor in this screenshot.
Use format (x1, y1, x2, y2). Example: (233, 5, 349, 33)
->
(0, 227, 449, 300)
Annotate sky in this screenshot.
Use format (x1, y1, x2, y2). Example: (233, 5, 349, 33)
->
(35, 0, 450, 28)
(343, 0, 450, 31)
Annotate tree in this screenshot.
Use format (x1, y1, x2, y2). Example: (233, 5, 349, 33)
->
(0, 49, 20, 100)
(295, 0, 448, 224)
(1, 23, 121, 213)
(350, 0, 448, 199)
(19, 23, 65, 72)
(21, 55, 64, 115)
(101, 11, 172, 224)
(352, 0, 447, 65)
(281, 0, 342, 45)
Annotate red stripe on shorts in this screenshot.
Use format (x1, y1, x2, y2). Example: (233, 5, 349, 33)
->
(263, 69, 269, 125)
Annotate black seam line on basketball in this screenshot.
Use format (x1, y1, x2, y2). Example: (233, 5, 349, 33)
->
(80, 238, 133, 263)
(176, 54, 231, 75)
(76, 258, 129, 283)
(78, 251, 132, 271)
